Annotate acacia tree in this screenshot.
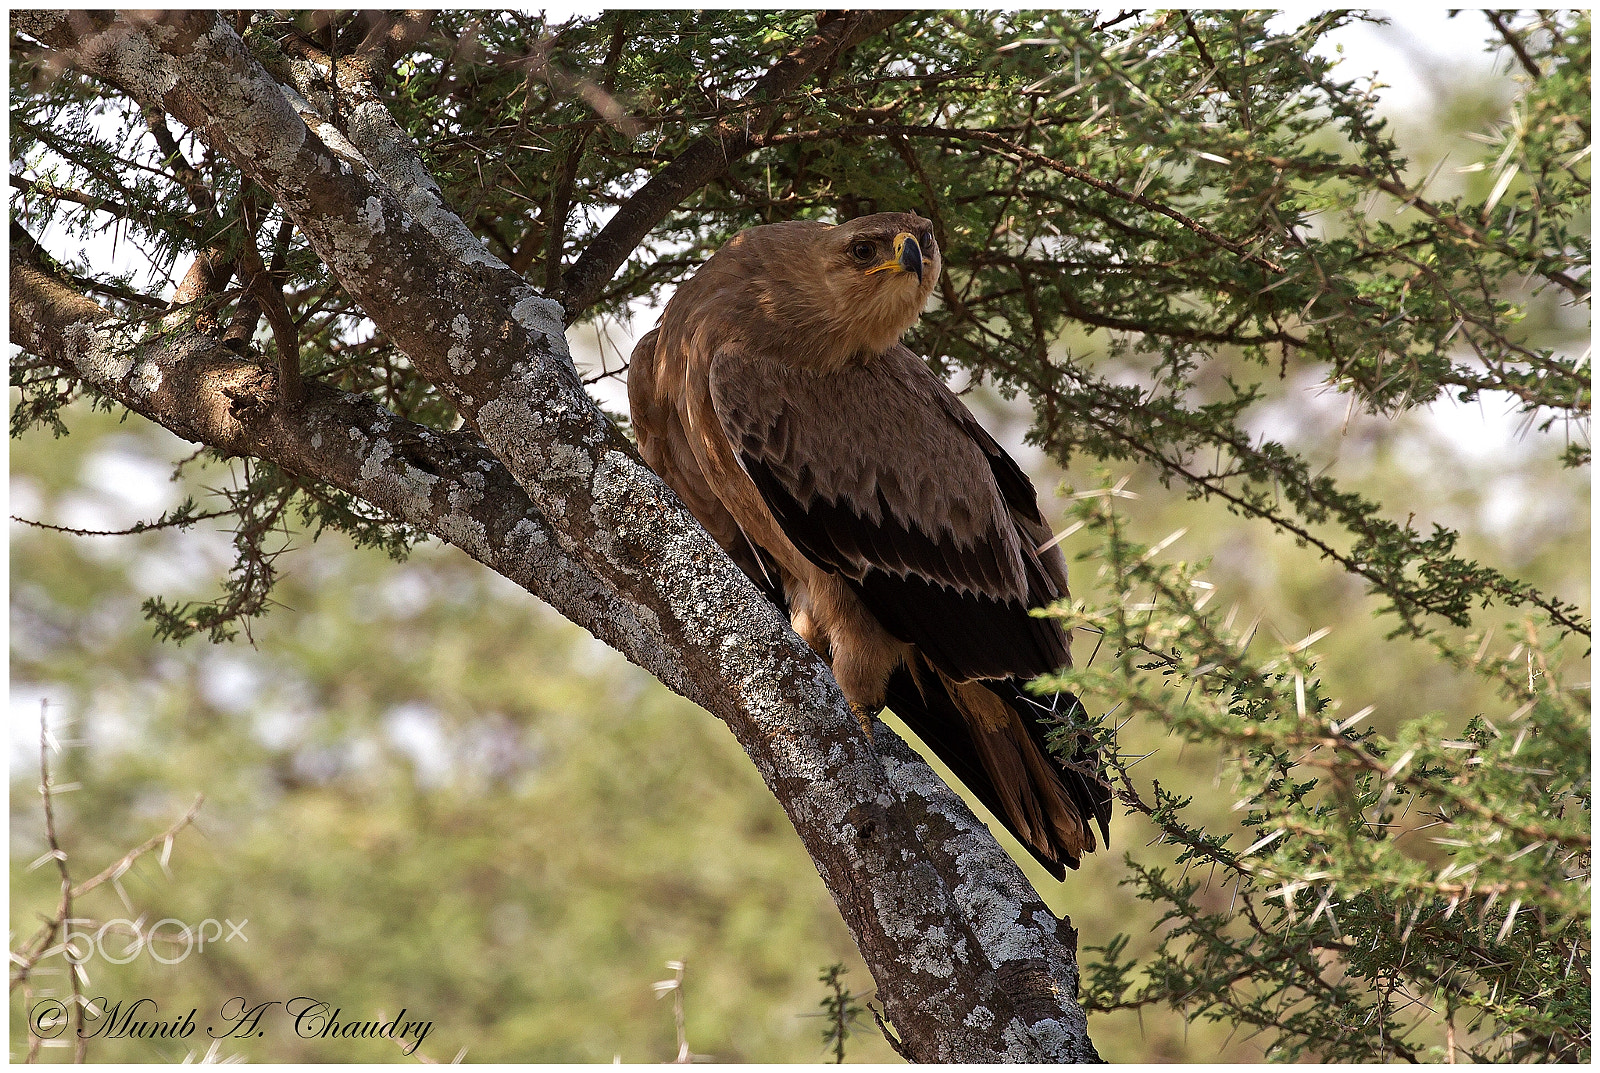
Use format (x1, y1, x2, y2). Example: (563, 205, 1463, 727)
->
(10, 10, 1588, 1062)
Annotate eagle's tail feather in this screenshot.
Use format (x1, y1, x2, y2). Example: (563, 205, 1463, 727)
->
(882, 657, 1110, 880)
(988, 676, 1114, 853)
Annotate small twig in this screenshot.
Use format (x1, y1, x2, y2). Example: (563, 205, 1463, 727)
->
(1485, 11, 1542, 81)
(37, 700, 87, 1061)
(69, 795, 205, 902)
(9, 173, 135, 221)
(11, 508, 232, 538)
(1093, 10, 1138, 34)
(581, 360, 630, 386)
(1180, 12, 1220, 76)
(868, 1001, 914, 1061)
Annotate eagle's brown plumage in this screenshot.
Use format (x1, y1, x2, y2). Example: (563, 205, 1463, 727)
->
(628, 212, 1111, 877)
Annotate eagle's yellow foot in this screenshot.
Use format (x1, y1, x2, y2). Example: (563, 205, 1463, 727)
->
(849, 701, 878, 741)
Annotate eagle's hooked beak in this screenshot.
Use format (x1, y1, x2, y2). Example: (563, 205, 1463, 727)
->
(865, 232, 924, 283)
(896, 232, 925, 283)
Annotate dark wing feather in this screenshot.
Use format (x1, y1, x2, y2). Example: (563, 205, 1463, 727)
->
(881, 661, 1067, 879)
(711, 344, 1068, 682)
(743, 463, 1065, 679)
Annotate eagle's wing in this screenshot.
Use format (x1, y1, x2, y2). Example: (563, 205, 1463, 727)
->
(628, 328, 786, 605)
(708, 343, 1068, 681)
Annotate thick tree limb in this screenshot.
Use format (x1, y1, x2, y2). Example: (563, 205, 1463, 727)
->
(14, 11, 1099, 1060)
(10, 249, 690, 700)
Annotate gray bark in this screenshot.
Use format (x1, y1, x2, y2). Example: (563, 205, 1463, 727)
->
(12, 10, 1099, 1061)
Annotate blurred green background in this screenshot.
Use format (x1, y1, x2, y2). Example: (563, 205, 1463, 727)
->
(10, 12, 1588, 1063)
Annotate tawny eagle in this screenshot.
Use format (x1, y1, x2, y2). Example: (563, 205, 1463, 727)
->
(628, 211, 1111, 877)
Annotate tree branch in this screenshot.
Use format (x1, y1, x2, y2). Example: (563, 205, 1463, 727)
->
(10, 172, 135, 220)
(236, 195, 303, 408)
(1485, 11, 1543, 81)
(1254, 153, 1589, 301)
(144, 106, 239, 332)
(763, 122, 1287, 275)
(10, 242, 685, 699)
(556, 10, 910, 318)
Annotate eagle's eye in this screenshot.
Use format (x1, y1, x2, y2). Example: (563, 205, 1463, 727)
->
(850, 240, 876, 263)
(919, 229, 935, 251)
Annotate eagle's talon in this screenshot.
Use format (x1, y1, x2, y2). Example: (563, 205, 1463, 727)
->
(849, 701, 878, 741)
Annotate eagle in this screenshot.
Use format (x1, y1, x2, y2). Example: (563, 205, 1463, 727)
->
(627, 211, 1111, 877)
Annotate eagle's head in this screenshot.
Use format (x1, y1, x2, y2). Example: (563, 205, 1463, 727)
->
(693, 212, 943, 370)
(820, 212, 942, 357)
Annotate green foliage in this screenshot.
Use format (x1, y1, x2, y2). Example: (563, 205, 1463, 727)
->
(1046, 482, 1588, 1061)
(12, 10, 1587, 648)
(814, 963, 870, 1063)
(10, 8, 1590, 1063)
(136, 456, 426, 645)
